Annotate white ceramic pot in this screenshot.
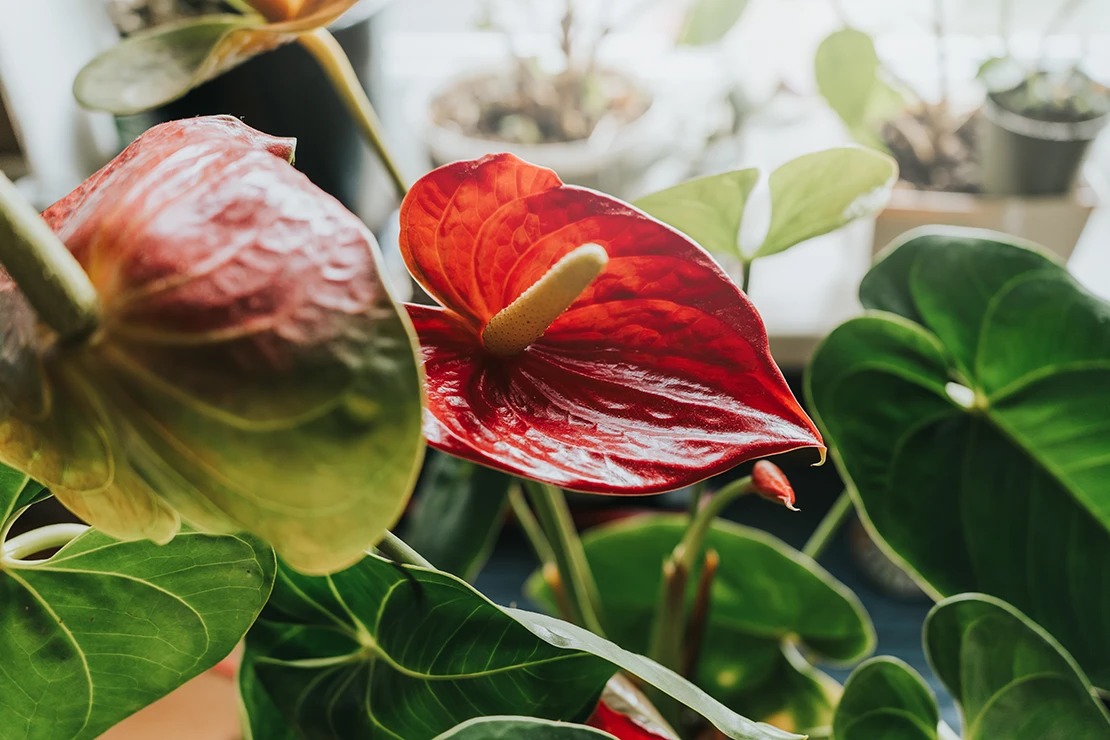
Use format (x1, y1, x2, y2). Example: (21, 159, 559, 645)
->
(420, 70, 673, 198)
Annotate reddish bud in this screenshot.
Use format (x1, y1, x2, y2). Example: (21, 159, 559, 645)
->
(587, 702, 674, 740)
(752, 460, 798, 511)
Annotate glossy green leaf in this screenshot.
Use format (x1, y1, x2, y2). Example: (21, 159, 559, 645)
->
(806, 228, 1110, 686)
(925, 595, 1110, 739)
(526, 515, 873, 733)
(0, 468, 276, 739)
(814, 29, 905, 146)
(833, 658, 938, 740)
(633, 169, 759, 260)
(73, 16, 261, 115)
(678, 0, 750, 45)
(433, 717, 617, 740)
(242, 554, 800, 740)
(755, 147, 897, 259)
(402, 453, 511, 581)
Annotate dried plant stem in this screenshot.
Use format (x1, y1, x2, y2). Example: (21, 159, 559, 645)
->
(299, 28, 409, 198)
(0, 172, 99, 343)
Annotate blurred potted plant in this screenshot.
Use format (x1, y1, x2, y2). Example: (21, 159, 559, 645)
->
(815, 0, 1105, 262)
(423, 0, 750, 197)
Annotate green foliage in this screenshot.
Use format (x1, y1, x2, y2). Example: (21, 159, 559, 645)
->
(927, 595, 1110, 739)
(634, 149, 895, 267)
(402, 454, 511, 581)
(242, 554, 801, 740)
(433, 717, 617, 739)
(833, 658, 938, 740)
(526, 514, 873, 733)
(678, 0, 751, 45)
(807, 228, 1110, 687)
(814, 29, 905, 147)
(0, 467, 275, 739)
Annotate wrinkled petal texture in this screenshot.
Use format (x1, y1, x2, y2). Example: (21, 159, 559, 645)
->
(400, 154, 823, 493)
(26, 116, 424, 574)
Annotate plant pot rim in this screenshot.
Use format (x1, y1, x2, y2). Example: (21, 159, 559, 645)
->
(885, 170, 1103, 212)
(982, 96, 1110, 143)
(421, 66, 661, 176)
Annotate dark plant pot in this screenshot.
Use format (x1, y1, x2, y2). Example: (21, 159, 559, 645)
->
(980, 97, 1108, 196)
(118, 7, 377, 213)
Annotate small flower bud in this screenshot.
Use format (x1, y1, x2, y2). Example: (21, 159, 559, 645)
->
(752, 460, 798, 511)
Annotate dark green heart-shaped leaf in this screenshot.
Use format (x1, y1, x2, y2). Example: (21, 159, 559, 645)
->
(755, 147, 896, 259)
(402, 453, 511, 581)
(814, 29, 905, 147)
(0, 468, 275, 739)
(242, 554, 800, 740)
(833, 657, 938, 740)
(433, 717, 617, 739)
(678, 0, 750, 45)
(925, 595, 1110, 739)
(74, 16, 267, 115)
(526, 515, 872, 733)
(806, 229, 1110, 686)
(634, 169, 759, 260)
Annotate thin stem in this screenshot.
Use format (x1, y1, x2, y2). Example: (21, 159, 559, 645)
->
(524, 481, 606, 637)
(0, 172, 99, 343)
(509, 484, 555, 566)
(740, 261, 752, 294)
(675, 476, 752, 573)
(686, 481, 705, 522)
(3, 523, 89, 562)
(299, 29, 410, 198)
(377, 531, 433, 568)
(802, 490, 854, 560)
(682, 548, 719, 679)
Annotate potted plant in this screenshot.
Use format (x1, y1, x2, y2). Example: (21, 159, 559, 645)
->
(814, 0, 1106, 262)
(421, 0, 752, 197)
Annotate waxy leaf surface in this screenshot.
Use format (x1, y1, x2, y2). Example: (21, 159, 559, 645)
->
(832, 657, 939, 740)
(401, 154, 822, 494)
(241, 554, 800, 740)
(806, 229, 1110, 685)
(0, 467, 275, 739)
(75, 1, 359, 115)
(0, 116, 424, 574)
(926, 595, 1110, 739)
(526, 514, 872, 733)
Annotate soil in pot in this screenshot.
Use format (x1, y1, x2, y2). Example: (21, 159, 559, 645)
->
(879, 104, 981, 194)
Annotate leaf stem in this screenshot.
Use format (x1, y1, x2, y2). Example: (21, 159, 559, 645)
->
(523, 481, 606, 637)
(802, 490, 854, 560)
(676, 476, 752, 573)
(509, 485, 556, 567)
(740, 261, 752, 294)
(682, 548, 719, 679)
(298, 28, 410, 198)
(377, 531, 433, 568)
(2, 523, 89, 562)
(0, 172, 100, 343)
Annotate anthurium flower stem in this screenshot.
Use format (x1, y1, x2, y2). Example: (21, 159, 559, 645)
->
(801, 489, 853, 560)
(0, 173, 99, 342)
(298, 28, 410, 197)
(523, 481, 607, 638)
(509, 485, 556, 566)
(682, 548, 719, 679)
(377, 531, 433, 568)
(2, 523, 89, 562)
(650, 476, 753, 674)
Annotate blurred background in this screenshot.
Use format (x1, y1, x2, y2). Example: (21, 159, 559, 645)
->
(2, 0, 1110, 733)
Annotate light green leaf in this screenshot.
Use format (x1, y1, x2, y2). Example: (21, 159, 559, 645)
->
(74, 16, 261, 115)
(925, 595, 1110, 739)
(433, 717, 618, 739)
(833, 657, 938, 740)
(633, 169, 759, 260)
(242, 554, 800, 740)
(0, 469, 276, 739)
(402, 453, 511, 581)
(806, 228, 1110, 687)
(678, 0, 751, 45)
(814, 29, 905, 146)
(755, 147, 897, 259)
(526, 515, 872, 734)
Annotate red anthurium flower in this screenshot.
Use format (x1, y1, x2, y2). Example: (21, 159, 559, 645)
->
(399, 154, 824, 494)
(587, 701, 674, 740)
